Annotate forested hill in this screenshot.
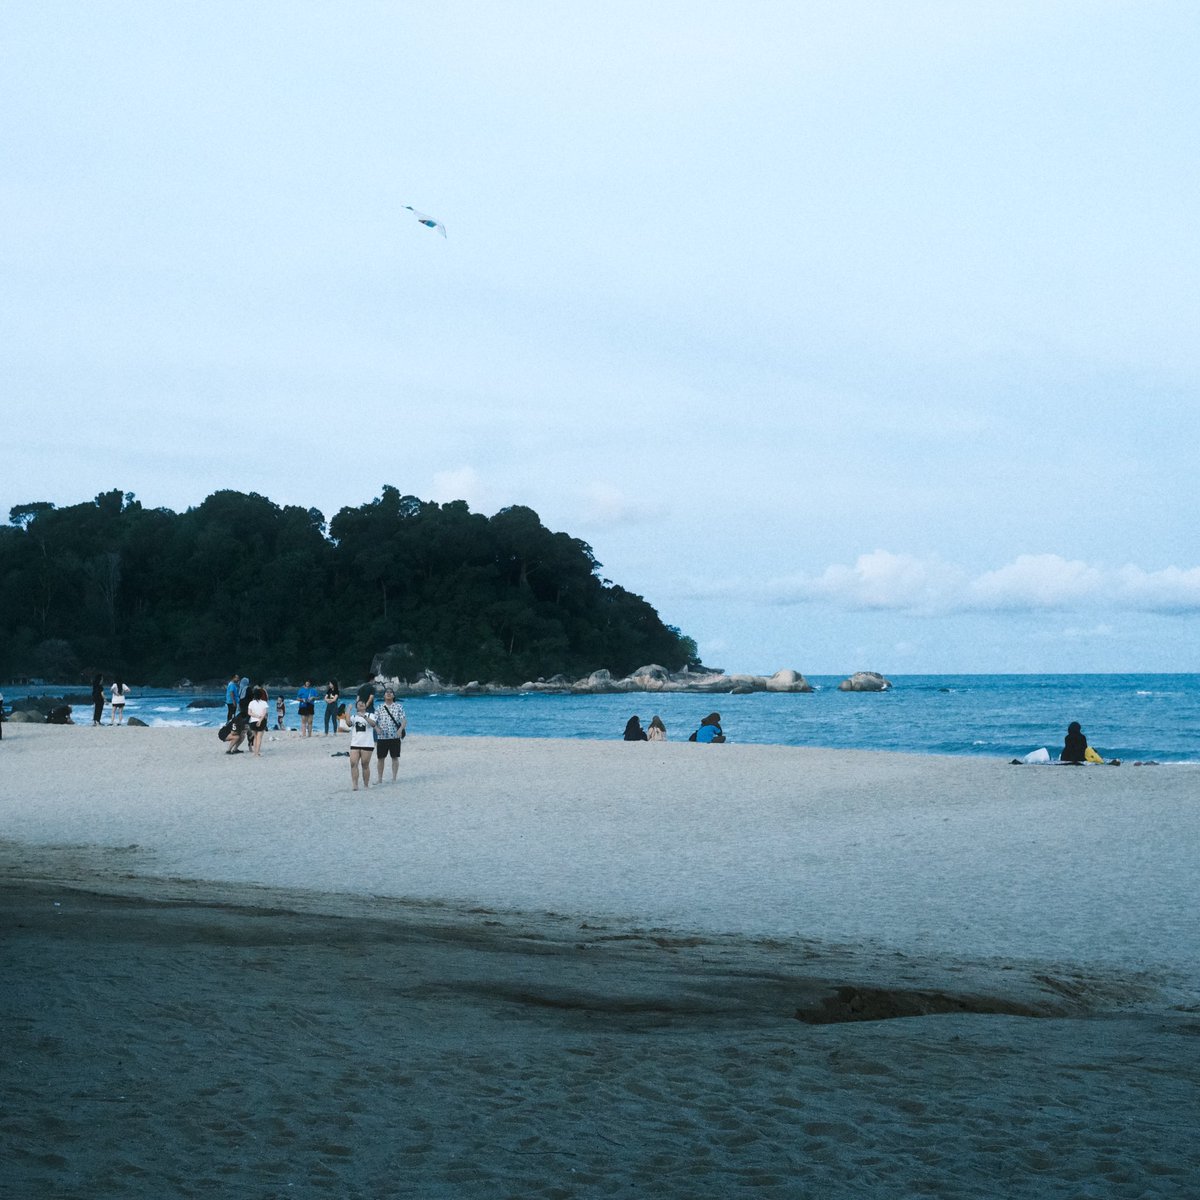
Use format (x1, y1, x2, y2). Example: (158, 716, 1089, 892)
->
(0, 488, 698, 686)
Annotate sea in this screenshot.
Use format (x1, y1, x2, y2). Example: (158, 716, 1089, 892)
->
(11, 674, 1197, 763)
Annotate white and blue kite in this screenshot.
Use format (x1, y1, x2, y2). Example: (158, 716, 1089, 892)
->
(404, 205, 447, 237)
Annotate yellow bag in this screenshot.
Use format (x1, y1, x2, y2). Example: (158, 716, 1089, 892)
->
(1084, 746, 1103, 764)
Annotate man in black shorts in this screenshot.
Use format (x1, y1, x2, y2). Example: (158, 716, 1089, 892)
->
(373, 687, 407, 783)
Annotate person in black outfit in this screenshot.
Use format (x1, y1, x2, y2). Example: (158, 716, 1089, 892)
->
(91, 675, 105, 726)
(623, 715, 648, 741)
(1061, 721, 1088, 764)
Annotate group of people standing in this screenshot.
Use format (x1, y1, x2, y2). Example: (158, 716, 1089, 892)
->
(622, 712, 726, 743)
(219, 673, 407, 786)
(90, 676, 131, 726)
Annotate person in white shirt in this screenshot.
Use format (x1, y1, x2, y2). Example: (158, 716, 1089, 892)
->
(246, 687, 270, 757)
(347, 700, 378, 790)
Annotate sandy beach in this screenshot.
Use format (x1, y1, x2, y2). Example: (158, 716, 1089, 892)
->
(2, 725, 1198, 1197)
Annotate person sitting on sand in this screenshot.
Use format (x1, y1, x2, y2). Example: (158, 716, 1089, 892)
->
(623, 715, 648, 741)
(1061, 721, 1088, 764)
(647, 715, 667, 742)
(689, 712, 726, 743)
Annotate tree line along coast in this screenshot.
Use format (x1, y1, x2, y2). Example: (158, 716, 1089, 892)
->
(0, 487, 700, 690)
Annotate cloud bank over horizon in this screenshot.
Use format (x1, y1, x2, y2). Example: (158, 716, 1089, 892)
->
(685, 551, 1200, 617)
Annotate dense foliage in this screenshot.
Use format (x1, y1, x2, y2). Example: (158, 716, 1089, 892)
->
(0, 488, 697, 686)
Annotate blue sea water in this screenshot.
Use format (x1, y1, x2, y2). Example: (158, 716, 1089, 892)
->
(23, 674, 1197, 763)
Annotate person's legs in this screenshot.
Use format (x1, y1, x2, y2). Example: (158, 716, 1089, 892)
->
(376, 744, 386, 782)
(390, 743, 400, 781)
(350, 747, 372, 788)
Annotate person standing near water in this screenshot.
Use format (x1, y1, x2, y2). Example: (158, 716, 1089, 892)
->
(91, 675, 105, 726)
(296, 679, 318, 738)
(373, 688, 407, 783)
(247, 686, 269, 756)
(225, 673, 240, 722)
(347, 700, 377, 789)
(323, 680, 340, 735)
(110, 681, 129, 725)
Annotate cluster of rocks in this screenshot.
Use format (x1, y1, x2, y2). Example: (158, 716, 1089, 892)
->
(375, 666, 893, 697)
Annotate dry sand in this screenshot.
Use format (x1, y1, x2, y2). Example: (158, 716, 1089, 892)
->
(1, 724, 1198, 1198)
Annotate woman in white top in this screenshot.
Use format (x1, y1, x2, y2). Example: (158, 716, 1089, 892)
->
(347, 700, 378, 790)
(110, 681, 129, 725)
(647, 715, 667, 741)
(246, 686, 270, 757)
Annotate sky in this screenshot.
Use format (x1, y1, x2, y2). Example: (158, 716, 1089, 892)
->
(3, 1, 1198, 674)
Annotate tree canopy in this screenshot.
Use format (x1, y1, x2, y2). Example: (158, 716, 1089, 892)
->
(0, 488, 697, 686)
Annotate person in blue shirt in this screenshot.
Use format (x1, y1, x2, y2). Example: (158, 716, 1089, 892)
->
(225, 673, 240, 722)
(689, 712, 726, 743)
(296, 679, 319, 738)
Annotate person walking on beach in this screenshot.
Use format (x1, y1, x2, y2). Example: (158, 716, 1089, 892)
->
(225, 673, 240, 722)
(110, 681, 130, 725)
(647, 715, 667, 741)
(323, 680, 340, 735)
(297, 679, 319, 738)
(623, 715, 648, 741)
(373, 688, 407, 783)
(247, 686, 269, 756)
(91, 674, 105, 726)
(347, 699, 378, 790)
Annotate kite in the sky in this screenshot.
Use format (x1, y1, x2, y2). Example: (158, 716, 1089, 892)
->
(404, 205, 447, 237)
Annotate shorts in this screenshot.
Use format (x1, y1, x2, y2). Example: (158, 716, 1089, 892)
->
(299, 703, 314, 715)
(375, 738, 401, 760)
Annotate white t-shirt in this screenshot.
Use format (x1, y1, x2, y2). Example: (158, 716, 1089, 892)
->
(348, 711, 377, 749)
(247, 698, 269, 727)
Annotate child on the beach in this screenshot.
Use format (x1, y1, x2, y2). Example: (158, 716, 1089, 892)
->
(275, 695, 286, 730)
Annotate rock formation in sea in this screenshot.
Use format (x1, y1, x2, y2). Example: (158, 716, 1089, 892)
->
(372, 665, 816, 697)
(837, 671, 892, 692)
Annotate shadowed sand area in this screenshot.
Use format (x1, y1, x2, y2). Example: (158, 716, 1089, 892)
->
(1, 726, 1198, 1197)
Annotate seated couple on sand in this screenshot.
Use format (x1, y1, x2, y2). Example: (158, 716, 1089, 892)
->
(623, 715, 667, 741)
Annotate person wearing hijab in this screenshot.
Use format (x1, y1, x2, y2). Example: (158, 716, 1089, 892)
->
(1061, 721, 1088, 763)
(690, 712, 726, 743)
(623, 715, 648, 741)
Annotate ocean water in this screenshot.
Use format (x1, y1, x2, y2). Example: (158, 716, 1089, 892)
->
(21, 675, 1197, 763)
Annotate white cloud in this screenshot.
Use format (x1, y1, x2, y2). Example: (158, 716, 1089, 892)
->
(580, 484, 668, 528)
(767, 551, 967, 613)
(430, 466, 489, 512)
(760, 552, 1200, 615)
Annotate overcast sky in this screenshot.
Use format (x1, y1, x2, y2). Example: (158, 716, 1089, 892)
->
(4, 1, 1197, 674)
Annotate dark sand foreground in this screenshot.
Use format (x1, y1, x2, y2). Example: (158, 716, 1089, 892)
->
(3, 875, 1198, 1199)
